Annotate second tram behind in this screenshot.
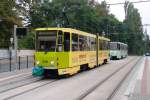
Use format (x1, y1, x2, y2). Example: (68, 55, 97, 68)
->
(110, 42, 128, 60)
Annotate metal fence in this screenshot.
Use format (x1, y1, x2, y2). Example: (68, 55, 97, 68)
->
(0, 56, 34, 73)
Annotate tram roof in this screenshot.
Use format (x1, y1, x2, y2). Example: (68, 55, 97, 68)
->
(35, 27, 96, 38)
(99, 36, 110, 41)
(35, 27, 110, 41)
(110, 42, 128, 46)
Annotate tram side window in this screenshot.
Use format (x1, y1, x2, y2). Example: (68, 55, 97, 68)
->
(103, 41, 109, 50)
(84, 36, 89, 51)
(64, 32, 70, 51)
(121, 45, 123, 50)
(105, 41, 108, 50)
(102, 40, 104, 50)
(90, 37, 96, 51)
(79, 35, 84, 51)
(102, 40, 106, 50)
(99, 39, 103, 50)
(87, 37, 91, 51)
(79, 35, 88, 51)
(57, 31, 63, 52)
(107, 41, 110, 50)
(117, 43, 120, 50)
(72, 33, 78, 51)
(122, 45, 124, 50)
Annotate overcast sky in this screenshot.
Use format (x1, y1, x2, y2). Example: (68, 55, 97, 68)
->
(98, 0, 150, 35)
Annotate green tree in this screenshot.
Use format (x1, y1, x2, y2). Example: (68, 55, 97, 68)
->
(18, 32, 35, 49)
(8, 0, 146, 54)
(143, 29, 150, 52)
(29, 0, 120, 34)
(123, 1, 144, 55)
(0, 0, 22, 48)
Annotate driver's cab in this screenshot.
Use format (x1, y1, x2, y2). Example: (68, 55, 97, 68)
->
(35, 28, 71, 71)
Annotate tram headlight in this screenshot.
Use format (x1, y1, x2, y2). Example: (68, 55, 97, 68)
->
(50, 61, 54, 65)
(36, 61, 40, 65)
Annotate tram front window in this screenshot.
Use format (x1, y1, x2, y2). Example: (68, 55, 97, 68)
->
(37, 31, 57, 52)
(110, 43, 117, 50)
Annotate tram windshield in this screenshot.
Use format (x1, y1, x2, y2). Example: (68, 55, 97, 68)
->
(110, 43, 117, 50)
(36, 31, 57, 52)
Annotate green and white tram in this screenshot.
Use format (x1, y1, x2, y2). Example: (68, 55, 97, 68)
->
(110, 42, 128, 60)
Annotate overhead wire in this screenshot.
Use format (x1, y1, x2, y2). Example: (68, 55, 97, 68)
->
(107, 0, 150, 5)
(105, 0, 150, 27)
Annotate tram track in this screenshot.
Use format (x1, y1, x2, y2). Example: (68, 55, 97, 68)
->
(0, 71, 59, 100)
(106, 57, 142, 100)
(0, 76, 43, 93)
(4, 57, 135, 100)
(76, 57, 141, 100)
(0, 71, 37, 93)
(0, 73, 33, 86)
(0, 79, 57, 100)
(0, 57, 137, 100)
(0, 72, 32, 83)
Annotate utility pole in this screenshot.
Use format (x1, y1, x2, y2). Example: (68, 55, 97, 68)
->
(14, 25, 18, 65)
(96, 33, 99, 67)
(9, 37, 14, 71)
(124, 1, 129, 20)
